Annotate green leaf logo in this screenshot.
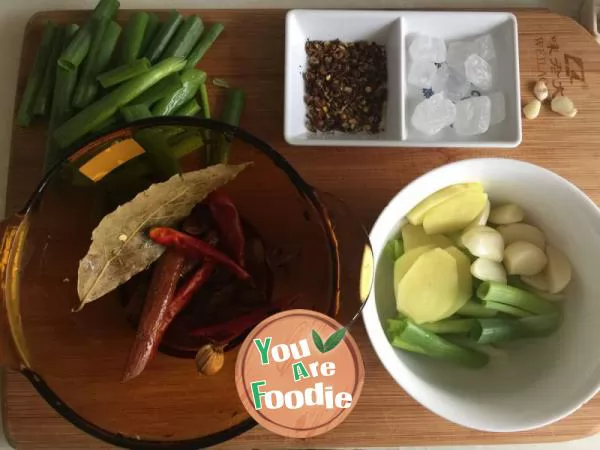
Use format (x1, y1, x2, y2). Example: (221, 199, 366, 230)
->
(312, 329, 325, 352)
(323, 327, 347, 353)
(312, 327, 347, 353)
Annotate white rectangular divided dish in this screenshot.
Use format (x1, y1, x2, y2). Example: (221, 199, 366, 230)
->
(284, 10, 522, 148)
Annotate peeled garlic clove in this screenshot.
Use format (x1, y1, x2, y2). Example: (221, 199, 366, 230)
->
(565, 108, 578, 118)
(503, 241, 548, 276)
(531, 288, 566, 302)
(544, 245, 572, 294)
(461, 226, 504, 262)
(488, 204, 524, 225)
(523, 99, 541, 120)
(496, 223, 546, 249)
(466, 199, 491, 229)
(551, 95, 576, 117)
(533, 80, 549, 101)
(471, 258, 507, 283)
(521, 272, 549, 292)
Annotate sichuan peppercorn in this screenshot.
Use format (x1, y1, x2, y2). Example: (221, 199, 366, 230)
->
(304, 39, 387, 133)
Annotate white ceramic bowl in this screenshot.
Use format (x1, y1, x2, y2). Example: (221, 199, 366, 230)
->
(362, 158, 600, 432)
(284, 10, 521, 148)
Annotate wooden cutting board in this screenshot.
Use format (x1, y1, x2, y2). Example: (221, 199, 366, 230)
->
(5, 8, 600, 449)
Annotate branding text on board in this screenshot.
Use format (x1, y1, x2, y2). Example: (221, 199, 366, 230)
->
(250, 337, 353, 410)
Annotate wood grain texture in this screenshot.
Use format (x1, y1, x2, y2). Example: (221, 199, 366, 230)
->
(4, 8, 600, 449)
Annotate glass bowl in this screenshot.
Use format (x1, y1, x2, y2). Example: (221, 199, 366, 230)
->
(0, 118, 350, 448)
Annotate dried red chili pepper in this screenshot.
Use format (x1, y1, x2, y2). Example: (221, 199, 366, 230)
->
(179, 230, 219, 276)
(167, 230, 218, 313)
(166, 261, 216, 323)
(123, 250, 186, 382)
(150, 231, 218, 352)
(206, 191, 245, 266)
(190, 305, 278, 344)
(149, 227, 251, 282)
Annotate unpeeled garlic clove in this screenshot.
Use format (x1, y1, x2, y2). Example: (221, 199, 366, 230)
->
(533, 80, 549, 101)
(551, 95, 577, 117)
(523, 99, 541, 120)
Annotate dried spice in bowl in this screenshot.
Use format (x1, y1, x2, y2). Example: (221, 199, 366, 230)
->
(303, 40, 387, 133)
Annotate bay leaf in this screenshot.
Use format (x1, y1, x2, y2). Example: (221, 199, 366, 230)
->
(76, 163, 250, 310)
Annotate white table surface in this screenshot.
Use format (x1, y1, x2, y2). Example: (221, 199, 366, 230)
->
(0, 1, 597, 449)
